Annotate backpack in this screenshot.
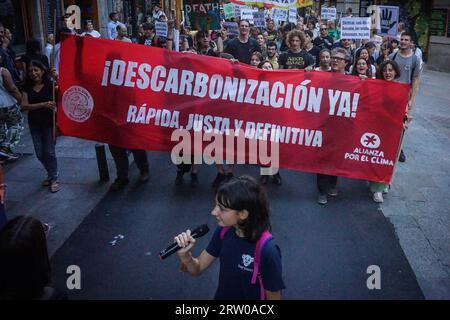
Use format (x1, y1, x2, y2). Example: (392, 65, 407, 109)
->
(219, 227, 273, 300)
(392, 51, 418, 84)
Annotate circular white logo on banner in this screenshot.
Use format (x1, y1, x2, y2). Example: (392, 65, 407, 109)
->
(62, 86, 94, 123)
(360, 133, 381, 149)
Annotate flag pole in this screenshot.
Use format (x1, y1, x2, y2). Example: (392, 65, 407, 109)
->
(52, 9, 57, 141)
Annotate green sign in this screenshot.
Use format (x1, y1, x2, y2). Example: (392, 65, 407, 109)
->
(430, 8, 447, 36)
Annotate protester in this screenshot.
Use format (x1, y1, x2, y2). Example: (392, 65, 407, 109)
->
(316, 48, 349, 205)
(266, 41, 279, 70)
(389, 31, 422, 163)
(256, 34, 267, 58)
(313, 23, 334, 50)
(351, 57, 375, 80)
(327, 20, 340, 42)
(266, 19, 277, 42)
(0, 30, 21, 87)
(0, 59, 23, 161)
(370, 60, 402, 203)
(81, 20, 101, 38)
(376, 42, 392, 65)
(138, 23, 156, 46)
(314, 48, 331, 72)
(0, 215, 67, 299)
(307, 20, 319, 39)
(21, 61, 60, 193)
(195, 30, 216, 56)
(278, 30, 314, 70)
(116, 24, 132, 43)
(258, 60, 273, 70)
(304, 30, 321, 67)
(174, 176, 285, 300)
(349, 48, 376, 76)
(224, 20, 261, 65)
(250, 51, 264, 67)
(107, 12, 123, 40)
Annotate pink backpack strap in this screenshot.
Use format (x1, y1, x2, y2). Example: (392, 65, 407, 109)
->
(219, 226, 231, 240)
(251, 231, 273, 300)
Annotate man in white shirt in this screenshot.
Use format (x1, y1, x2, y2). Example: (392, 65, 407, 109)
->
(107, 12, 123, 40)
(81, 20, 101, 38)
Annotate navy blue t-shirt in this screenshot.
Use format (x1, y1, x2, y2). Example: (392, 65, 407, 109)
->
(206, 227, 285, 300)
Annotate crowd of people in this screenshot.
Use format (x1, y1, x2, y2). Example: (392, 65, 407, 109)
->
(0, 6, 423, 300)
(0, 7, 423, 201)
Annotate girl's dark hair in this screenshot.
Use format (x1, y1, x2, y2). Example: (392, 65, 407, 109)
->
(25, 38, 42, 56)
(25, 60, 51, 88)
(0, 216, 51, 299)
(251, 51, 264, 62)
(257, 60, 273, 69)
(377, 60, 401, 80)
(215, 176, 271, 242)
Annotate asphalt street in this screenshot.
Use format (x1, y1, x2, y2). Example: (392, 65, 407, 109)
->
(51, 151, 424, 299)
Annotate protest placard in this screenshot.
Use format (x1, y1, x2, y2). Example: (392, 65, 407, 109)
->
(340, 17, 371, 40)
(155, 21, 168, 37)
(223, 21, 239, 36)
(224, 3, 235, 20)
(378, 5, 399, 37)
(289, 8, 297, 24)
(273, 8, 287, 24)
(321, 7, 336, 20)
(253, 11, 266, 28)
(241, 8, 257, 24)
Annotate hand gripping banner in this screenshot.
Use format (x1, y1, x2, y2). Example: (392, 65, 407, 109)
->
(58, 36, 409, 183)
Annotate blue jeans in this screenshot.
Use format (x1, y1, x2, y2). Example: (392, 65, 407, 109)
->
(30, 126, 58, 180)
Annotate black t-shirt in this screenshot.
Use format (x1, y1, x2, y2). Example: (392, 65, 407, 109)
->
(23, 81, 54, 128)
(306, 46, 321, 67)
(206, 227, 285, 300)
(224, 38, 261, 65)
(278, 50, 315, 69)
(138, 35, 155, 46)
(313, 35, 334, 50)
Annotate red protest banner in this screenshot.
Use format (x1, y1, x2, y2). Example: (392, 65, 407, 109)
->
(58, 35, 409, 184)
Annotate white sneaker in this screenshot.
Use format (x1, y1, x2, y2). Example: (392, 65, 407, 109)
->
(373, 192, 384, 203)
(317, 194, 328, 205)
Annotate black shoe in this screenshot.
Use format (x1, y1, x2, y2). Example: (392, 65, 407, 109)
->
(212, 173, 227, 188)
(175, 170, 184, 186)
(190, 173, 199, 186)
(399, 150, 406, 163)
(110, 178, 129, 191)
(139, 171, 150, 183)
(272, 173, 282, 186)
(260, 175, 269, 185)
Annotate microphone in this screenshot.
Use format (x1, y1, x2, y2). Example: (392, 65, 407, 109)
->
(159, 224, 209, 260)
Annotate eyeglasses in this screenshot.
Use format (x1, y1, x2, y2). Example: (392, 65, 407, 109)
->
(331, 56, 346, 61)
(320, 28, 328, 30)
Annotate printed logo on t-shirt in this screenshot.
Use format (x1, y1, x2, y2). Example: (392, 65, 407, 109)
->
(242, 254, 254, 267)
